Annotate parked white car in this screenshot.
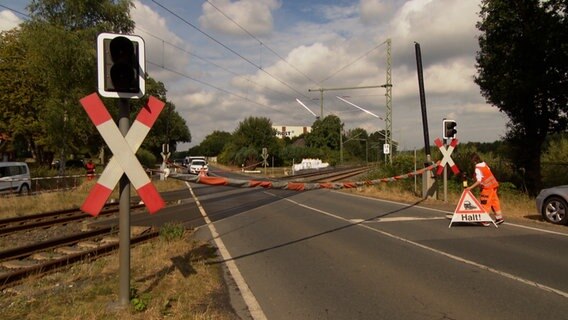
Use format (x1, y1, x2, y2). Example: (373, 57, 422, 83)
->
(0, 162, 31, 195)
(189, 159, 208, 175)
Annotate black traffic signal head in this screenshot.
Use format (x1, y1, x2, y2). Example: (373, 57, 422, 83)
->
(443, 119, 457, 139)
(97, 33, 145, 99)
(109, 36, 137, 91)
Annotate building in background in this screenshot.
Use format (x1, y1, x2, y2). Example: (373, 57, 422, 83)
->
(273, 125, 311, 139)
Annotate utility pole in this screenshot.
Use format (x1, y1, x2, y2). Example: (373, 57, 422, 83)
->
(308, 39, 393, 163)
(385, 38, 393, 164)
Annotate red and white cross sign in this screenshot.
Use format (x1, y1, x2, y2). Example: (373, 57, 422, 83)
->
(80, 93, 166, 216)
(434, 137, 460, 175)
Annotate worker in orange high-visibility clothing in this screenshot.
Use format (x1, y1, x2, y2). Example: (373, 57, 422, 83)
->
(466, 153, 504, 225)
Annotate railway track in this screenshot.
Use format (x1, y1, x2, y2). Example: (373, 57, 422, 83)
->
(0, 203, 153, 290)
(0, 166, 371, 290)
(0, 203, 145, 237)
(0, 227, 158, 290)
(284, 165, 372, 183)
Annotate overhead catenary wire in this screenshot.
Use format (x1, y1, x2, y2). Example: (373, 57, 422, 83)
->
(135, 26, 304, 104)
(0, 4, 29, 18)
(150, 0, 312, 101)
(147, 60, 312, 123)
(204, 0, 319, 86)
(318, 40, 387, 84)
(0, 2, 311, 122)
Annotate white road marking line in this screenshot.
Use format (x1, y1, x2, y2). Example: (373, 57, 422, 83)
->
(186, 182, 267, 320)
(335, 190, 568, 237)
(282, 196, 568, 300)
(350, 217, 446, 223)
(505, 222, 568, 237)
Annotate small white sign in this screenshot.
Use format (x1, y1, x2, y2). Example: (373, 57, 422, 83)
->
(383, 144, 390, 154)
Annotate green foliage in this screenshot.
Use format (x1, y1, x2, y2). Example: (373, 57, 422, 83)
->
(306, 115, 341, 150)
(28, 0, 135, 33)
(343, 128, 370, 163)
(136, 148, 157, 169)
(199, 130, 231, 156)
(541, 136, 568, 188)
(235, 146, 259, 167)
(130, 287, 150, 312)
(371, 153, 416, 179)
(220, 116, 279, 166)
(0, 28, 49, 160)
(0, 0, 191, 166)
(159, 222, 185, 242)
(362, 153, 419, 191)
(138, 79, 192, 155)
(446, 142, 520, 190)
(187, 145, 204, 157)
(475, 0, 568, 194)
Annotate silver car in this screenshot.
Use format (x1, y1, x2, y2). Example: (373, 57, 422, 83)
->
(535, 185, 568, 225)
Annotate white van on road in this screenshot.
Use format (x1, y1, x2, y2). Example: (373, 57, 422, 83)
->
(0, 162, 31, 195)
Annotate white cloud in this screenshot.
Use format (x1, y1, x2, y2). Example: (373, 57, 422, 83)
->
(132, 1, 190, 83)
(0, 10, 22, 31)
(359, 0, 393, 24)
(130, 0, 505, 150)
(199, 0, 281, 36)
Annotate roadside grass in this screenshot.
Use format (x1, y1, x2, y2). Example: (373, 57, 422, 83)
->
(1, 231, 238, 320)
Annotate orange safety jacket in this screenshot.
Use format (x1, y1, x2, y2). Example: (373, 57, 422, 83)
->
(475, 162, 499, 189)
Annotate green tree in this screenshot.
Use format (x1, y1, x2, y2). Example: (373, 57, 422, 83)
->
(188, 145, 204, 157)
(475, 0, 568, 195)
(305, 115, 342, 150)
(343, 128, 369, 163)
(0, 29, 48, 160)
(0, 0, 136, 165)
(541, 135, 568, 188)
(27, 0, 134, 33)
(220, 116, 279, 166)
(199, 131, 232, 157)
(138, 78, 191, 157)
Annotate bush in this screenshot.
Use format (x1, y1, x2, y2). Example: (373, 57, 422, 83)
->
(541, 137, 568, 188)
(136, 148, 157, 169)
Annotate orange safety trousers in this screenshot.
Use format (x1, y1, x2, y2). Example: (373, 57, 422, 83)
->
(480, 187, 501, 214)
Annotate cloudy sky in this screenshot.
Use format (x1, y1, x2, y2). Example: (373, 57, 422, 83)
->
(0, 0, 508, 151)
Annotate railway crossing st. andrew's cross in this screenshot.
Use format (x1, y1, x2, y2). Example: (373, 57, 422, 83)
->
(79, 93, 166, 216)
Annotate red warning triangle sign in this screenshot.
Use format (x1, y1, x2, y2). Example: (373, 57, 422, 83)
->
(455, 190, 486, 214)
(449, 190, 497, 227)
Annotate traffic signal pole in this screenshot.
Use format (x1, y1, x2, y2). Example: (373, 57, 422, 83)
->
(118, 97, 131, 307)
(96, 32, 147, 308)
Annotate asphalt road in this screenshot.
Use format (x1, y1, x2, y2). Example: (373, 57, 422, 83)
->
(131, 168, 568, 319)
